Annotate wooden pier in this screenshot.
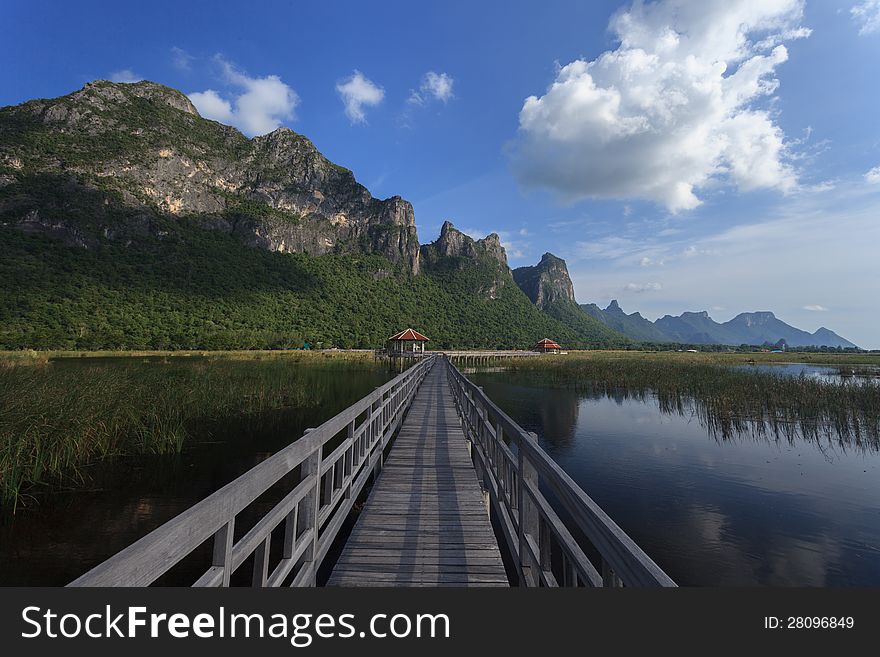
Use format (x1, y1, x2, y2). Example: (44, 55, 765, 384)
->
(70, 355, 675, 588)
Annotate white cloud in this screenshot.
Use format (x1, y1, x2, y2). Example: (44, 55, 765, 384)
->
(110, 69, 142, 83)
(510, 0, 808, 212)
(803, 305, 829, 311)
(851, 0, 880, 35)
(624, 282, 662, 293)
(188, 57, 299, 136)
(171, 47, 194, 71)
(865, 166, 880, 184)
(336, 71, 384, 124)
(188, 90, 234, 122)
(409, 71, 455, 105)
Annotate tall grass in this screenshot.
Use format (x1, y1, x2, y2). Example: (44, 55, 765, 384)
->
(0, 354, 378, 510)
(506, 353, 880, 450)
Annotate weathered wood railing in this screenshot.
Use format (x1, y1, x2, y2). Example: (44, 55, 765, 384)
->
(69, 355, 437, 587)
(446, 357, 676, 588)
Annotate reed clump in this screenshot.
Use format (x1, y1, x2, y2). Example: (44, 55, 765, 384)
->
(506, 353, 880, 450)
(0, 355, 378, 510)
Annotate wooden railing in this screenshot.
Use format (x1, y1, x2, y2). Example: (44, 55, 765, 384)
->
(446, 357, 676, 588)
(69, 356, 437, 587)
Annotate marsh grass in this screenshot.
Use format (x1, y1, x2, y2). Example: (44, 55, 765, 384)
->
(0, 353, 377, 510)
(506, 352, 880, 451)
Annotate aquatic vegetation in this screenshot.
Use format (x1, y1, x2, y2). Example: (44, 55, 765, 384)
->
(505, 353, 880, 450)
(0, 353, 381, 509)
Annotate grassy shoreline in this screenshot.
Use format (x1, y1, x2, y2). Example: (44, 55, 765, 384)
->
(0, 349, 377, 363)
(1, 348, 877, 366)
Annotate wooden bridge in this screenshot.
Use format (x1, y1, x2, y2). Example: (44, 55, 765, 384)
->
(70, 355, 675, 588)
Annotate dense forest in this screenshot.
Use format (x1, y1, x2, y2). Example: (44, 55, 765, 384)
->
(0, 218, 629, 351)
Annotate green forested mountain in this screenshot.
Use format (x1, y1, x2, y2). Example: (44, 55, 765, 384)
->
(0, 80, 627, 350)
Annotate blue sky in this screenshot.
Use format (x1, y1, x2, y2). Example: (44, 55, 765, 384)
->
(3, 0, 880, 347)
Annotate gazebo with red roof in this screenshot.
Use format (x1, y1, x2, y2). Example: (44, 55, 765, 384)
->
(387, 328, 430, 355)
(534, 338, 562, 353)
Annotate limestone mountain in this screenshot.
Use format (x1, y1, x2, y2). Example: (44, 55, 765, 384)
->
(0, 79, 420, 272)
(507, 246, 858, 349)
(513, 252, 625, 346)
(582, 300, 671, 343)
(419, 221, 511, 300)
(721, 312, 857, 348)
(512, 252, 575, 309)
(586, 302, 857, 348)
(653, 311, 742, 345)
(0, 80, 629, 350)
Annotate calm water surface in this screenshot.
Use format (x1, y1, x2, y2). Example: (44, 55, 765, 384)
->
(469, 366, 880, 586)
(0, 357, 392, 586)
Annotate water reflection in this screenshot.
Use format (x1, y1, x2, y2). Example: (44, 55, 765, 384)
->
(469, 370, 880, 586)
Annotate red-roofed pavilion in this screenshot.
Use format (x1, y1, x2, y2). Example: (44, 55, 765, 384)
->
(534, 338, 562, 353)
(388, 328, 430, 355)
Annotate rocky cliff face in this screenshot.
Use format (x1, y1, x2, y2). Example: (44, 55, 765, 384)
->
(512, 252, 575, 310)
(421, 221, 508, 268)
(0, 80, 420, 272)
(419, 221, 511, 299)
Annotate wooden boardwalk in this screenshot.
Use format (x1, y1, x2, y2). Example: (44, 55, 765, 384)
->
(327, 363, 509, 587)
(71, 355, 674, 589)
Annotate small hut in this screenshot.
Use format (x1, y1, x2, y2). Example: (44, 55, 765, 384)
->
(387, 328, 430, 355)
(534, 338, 562, 354)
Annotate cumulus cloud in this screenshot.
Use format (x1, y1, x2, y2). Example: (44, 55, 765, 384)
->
(803, 304, 828, 311)
(336, 71, 384, 124)
(865, 166, 880, 184)
(110, 69, 143, 83)
(510, 0, 808, 212)
(188, 57, 299, 136)
(408, 71, 455, 105)
(851, 0, 880, 35)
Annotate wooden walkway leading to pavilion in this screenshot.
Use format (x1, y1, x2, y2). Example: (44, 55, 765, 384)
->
(71, 355, 675, 589)
(327, 364, 508, 586)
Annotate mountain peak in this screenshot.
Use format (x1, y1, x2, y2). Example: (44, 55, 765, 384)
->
(539, 252, 565, 266)
(422, 221, 508, 271)
(606, 299, 622, 312)
(76, 79, 200, 117)
(512, 252, 575, 310)
(681, 311, 710, 319)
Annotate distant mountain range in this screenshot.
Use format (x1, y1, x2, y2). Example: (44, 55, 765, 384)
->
(581, 301, 857, 349)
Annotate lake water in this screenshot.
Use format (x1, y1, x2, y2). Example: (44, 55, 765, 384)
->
(468, 365, 880, 586)
(736, 362, 880, 384)
(0, 357, 392, 586)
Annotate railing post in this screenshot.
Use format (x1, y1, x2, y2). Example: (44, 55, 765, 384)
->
(518, 431, 540, 587)
(299, 433, 321, 586)
(344, 419, 355, 499)
(252, 534, 270, 587)
(282, 504, 298, 561)
(211, 519, 235, 587)
(602, 559, 624, 588)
